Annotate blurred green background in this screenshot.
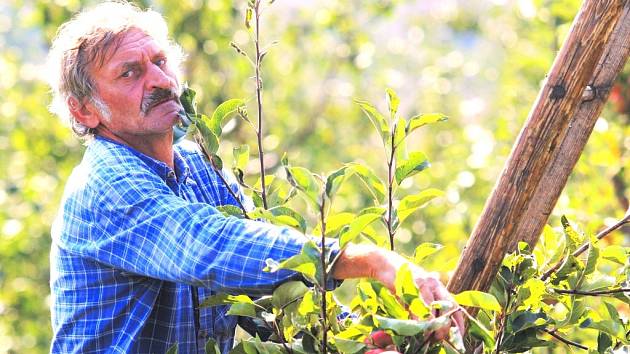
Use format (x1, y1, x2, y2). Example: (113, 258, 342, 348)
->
(0, 0, 627, 352)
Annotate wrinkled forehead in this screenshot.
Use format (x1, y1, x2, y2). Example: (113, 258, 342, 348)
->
(89, 27, 158, 70)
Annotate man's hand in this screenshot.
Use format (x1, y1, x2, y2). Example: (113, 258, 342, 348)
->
(332, 244, 465, 340)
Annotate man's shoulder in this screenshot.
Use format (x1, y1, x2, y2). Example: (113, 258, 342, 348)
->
(174, 139, 204, 160)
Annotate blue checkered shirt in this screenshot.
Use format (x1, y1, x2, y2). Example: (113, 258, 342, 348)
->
(50, 136, 338, 353)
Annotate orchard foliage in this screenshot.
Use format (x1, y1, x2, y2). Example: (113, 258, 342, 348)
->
(1, 0, 629, 353)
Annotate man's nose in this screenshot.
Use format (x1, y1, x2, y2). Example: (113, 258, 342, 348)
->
(146, 63, 175, 90)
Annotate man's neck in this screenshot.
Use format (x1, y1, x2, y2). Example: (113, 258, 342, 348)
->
(97, 130, 175, 169)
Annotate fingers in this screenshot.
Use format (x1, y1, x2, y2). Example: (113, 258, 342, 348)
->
(416, 276, 464, 341)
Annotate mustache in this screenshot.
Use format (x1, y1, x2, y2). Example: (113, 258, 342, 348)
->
(140, 87, 180, 115)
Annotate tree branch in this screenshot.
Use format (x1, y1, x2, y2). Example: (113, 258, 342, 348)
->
(543, 328, 588, 350)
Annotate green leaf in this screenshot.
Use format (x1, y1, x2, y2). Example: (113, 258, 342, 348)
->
(233, 145, 250, 170)
(325, 165, 355, 199)
(385, 88, 400, 119)
(216, 205, 245, 218)
(372, 315, 450, 336)
(393, 116, 406, 149)
(399, 189, 444, 224)
(297, 291, 318, 316)
(179, 86, 197, 116)
(355, 99, 390, 144)
(334, 338, 366, 354)
(209, 98, 246, 137)
(378, 286, 409, 319)
(284, 165, 321, 209)
(601, 245, 628, 265)
(195, 121, 220, 156)
(406, 113, 448, 134)
(597, 332, 612, 354)
(395, 152, 430, 185)
(348, 163, 386, 203)
(166, 343, 178, 354)
(339, 207, 386, 247)
(199, 293, 254, 308)
(561, 215, 583, 252)
(271, 280, 309, 308)
(205, 338, 220, 354)
(553, 254, 583, 283)
(210, 154, 223, 171)
(245, 8, 253, 30)
(264, 241, 321, 284)
(467, 314, 495, 349)
(249, 206, 307, 233)
(227, 302, 257, 318)
(314, 212, 355, 237)
(394, 263, 419, 305)
(454, 290, 501, 312)
(584, 243, 599, 276)
(413, 242, 444, 264)
(508, 311, 548, 333)
(409, 298, 431, 319)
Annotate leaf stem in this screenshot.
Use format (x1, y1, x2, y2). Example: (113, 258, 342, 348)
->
(387, 127, 396, 251)
(253, 0, 268, 210)
(319, 190, 328, 354)
(552, 287, 630, 296)
(196, 138, 250, 219)
(542, 328, 588, 350)
(541, 212, 630, 281)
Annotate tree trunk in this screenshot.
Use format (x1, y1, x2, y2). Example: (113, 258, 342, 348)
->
(447, 0, 628, 295)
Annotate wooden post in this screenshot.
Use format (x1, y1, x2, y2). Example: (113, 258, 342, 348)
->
(510, 4, 630, 251)
(447, 0, 627, 295)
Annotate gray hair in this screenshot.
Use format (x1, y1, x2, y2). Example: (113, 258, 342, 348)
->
(45, 1, 184, 139)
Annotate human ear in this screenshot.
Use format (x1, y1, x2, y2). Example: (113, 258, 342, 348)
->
(67, 96, 100, 129)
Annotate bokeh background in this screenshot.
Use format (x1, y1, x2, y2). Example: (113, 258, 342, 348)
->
(0, 0, 628, 352)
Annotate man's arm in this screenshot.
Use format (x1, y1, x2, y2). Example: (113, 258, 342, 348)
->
(331, 243, 465, 339)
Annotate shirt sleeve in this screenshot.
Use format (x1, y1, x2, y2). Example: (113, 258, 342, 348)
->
(59, 163, 339, 295)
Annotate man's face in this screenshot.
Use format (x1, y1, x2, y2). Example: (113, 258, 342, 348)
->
(89, 28, 182, 141)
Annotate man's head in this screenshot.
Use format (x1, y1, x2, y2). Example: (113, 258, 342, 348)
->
(46, 1, 185, 141)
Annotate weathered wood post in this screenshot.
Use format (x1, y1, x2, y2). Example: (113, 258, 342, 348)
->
(447, 0, 628, 295)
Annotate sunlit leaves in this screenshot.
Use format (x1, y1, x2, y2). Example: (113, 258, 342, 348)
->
(385, 88, 399, 120)
(394, 264, 419, 306)
(249, 206, 307, 233)
(354, 99, 390, 145)
(395, 151, 430, 185)
(265, 241, 321, 285)
(454, 291, 501, 312)
(398, 189, 444, 224)
(338, 207, 386, 247)
(413, 242, 444, 264)
(406, 113, 448, 135)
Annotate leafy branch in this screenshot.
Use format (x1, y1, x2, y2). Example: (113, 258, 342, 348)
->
(541, 210, 630, 281)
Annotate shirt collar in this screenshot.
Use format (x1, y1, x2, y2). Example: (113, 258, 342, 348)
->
(94, 135, 191, 182)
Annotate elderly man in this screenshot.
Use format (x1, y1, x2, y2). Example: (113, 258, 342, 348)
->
(47, 2, 462, 353)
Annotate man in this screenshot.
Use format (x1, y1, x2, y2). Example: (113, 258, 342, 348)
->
(46, 2, 463, 353)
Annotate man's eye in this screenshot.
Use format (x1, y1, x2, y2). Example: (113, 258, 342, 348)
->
(155, 58, 166, 66)
(121, 70, 133, 78)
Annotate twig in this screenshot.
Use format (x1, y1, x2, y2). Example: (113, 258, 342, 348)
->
(196, 138, 250, 218)
(541, 212, 630, 281)
(387, 128, 396, 251)
(253, 0, 268, 209)
(319, 189, 328, 354)
(552, 287, 630, 296)
(542, 328, 588, 350)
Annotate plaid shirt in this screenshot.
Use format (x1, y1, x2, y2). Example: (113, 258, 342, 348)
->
(50, 136, 338, 353)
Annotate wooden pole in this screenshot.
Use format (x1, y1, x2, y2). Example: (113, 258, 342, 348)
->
(447, 0, 627, 295)
(511, 3, 630, 251)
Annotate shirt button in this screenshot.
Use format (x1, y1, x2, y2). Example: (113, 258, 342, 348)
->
(199, 330, 208, 338)
(167, 171, 176, 179)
